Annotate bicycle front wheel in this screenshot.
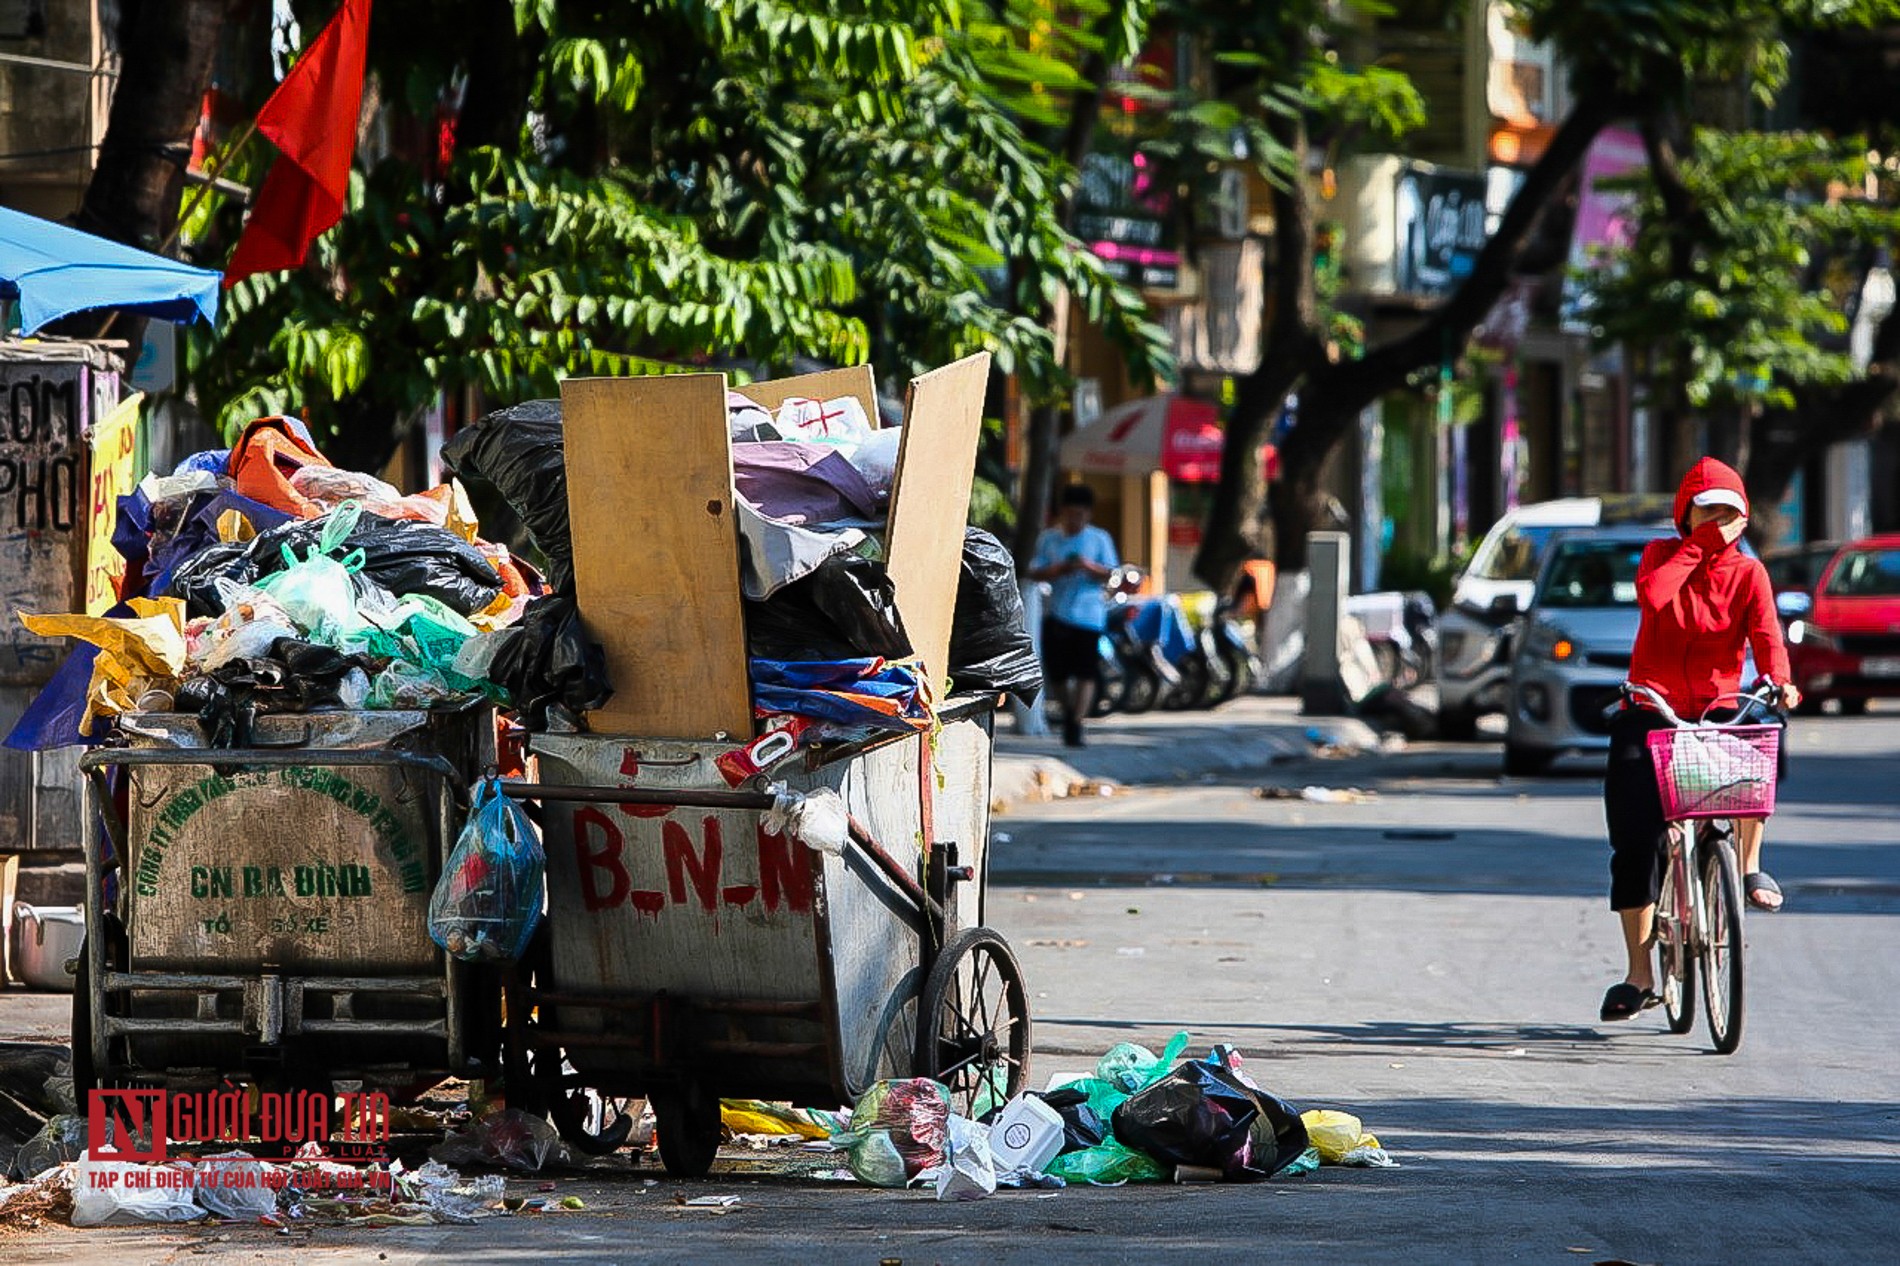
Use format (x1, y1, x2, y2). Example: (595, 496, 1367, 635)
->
(1699, 835, 1747, 1054)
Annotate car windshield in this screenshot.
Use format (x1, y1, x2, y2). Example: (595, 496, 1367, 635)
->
(1470, 524, 1563, 582)
(1537, 539, 1648, 608)
(1823, 548, 1900, 597)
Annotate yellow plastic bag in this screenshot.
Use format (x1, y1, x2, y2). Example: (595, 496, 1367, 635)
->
(719, 1099, 831, 1140)
(18, 597, 189, 734)
(1300, 1109, 1380, 1164)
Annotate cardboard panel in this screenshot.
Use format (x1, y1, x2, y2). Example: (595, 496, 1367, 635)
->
(885, 352, 992, 693)
(733, 364, 879, 426)
(561, 375, 753, 738)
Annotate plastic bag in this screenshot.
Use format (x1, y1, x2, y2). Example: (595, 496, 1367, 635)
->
(227, 416, 333, 519)
(17, 596, 190, 734)
(775, 395, 874, 450)
(334, 515, 503, 615)
(1096, 1031, 1189, 1094)
(948, 528, 1043, 701)
(428, 776, 546, 962)
(439, 399, 574, 592)
(828, 1079, 951, 1187)
(719, 1100, 838, 1140)
(761, 786, 849, 856)
(428, 1109, 569, 1174)
(1299, 1109, 1394, 1167)
(846, 426, 902, 497)
(934, 1115, 997, 1202)
(71, 1158, 205, 1225)
(192, 1151, 280, 1220)
(1043, 1138, 1169, 1185)
(482, 593, 612, 729)
(1111, 1060, 1309, 1182)
(745, 552, 912, 662)
(252, 501, 368, 638)
(12, 1113, 86, 1179)
(1030, 1087, 1108, 1156)
(195, 588, 298, 671)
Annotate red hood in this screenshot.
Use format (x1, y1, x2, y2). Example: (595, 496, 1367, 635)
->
(1672, 457, 1749, 535)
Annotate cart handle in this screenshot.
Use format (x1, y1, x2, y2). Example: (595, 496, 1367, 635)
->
(80, 746, 464, 789)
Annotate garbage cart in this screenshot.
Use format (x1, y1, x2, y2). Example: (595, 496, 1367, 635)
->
(498, 694, 1027, 1176)
(73, 708, 495, 1098)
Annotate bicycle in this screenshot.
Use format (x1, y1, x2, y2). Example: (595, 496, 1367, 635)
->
(1618, 681, 1785, 1055)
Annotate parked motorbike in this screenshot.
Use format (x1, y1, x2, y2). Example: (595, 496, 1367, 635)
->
(1209, 597, 1261, 704)
(1348, 590, 1439, 690)
(1104, 567, 1180, 714)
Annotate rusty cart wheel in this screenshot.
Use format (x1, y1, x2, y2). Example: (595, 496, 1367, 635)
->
(915, 927, 1031, 1116)
(651, 1080, 721, 1178)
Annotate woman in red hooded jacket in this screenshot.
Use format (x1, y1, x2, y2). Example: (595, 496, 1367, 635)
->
(1599, 458, 1801, 1022)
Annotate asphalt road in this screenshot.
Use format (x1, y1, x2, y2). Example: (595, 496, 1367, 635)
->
(13, 709, 1899, 1263)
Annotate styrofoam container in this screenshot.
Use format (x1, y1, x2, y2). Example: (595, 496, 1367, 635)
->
(14, 904, 84, 992)
(987, 1093, 1065, 1176)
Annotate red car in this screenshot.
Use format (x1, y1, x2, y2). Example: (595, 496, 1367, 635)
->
(1785, 535, 1900, 714)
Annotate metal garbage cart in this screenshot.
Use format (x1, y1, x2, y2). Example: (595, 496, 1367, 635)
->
(498, 695, 1027, 1176)
(74, 708, 495, 1099)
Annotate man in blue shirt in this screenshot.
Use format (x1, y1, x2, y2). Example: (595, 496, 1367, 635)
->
(1029, 484, 1120, 746)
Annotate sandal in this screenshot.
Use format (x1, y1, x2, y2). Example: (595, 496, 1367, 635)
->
(1745, 871, 1784, 911)
(1600, 981, 1661, 1022)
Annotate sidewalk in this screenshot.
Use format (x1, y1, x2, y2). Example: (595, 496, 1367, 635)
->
(990, 694, 1381, 812)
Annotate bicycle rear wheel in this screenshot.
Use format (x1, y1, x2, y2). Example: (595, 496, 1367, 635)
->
(1698, 834, 1746, 1054)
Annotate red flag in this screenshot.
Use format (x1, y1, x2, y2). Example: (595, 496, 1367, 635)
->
(223, 0, 372, 287)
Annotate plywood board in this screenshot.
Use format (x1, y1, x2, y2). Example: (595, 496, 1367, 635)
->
(561, 375, 753, 738)
(885, 352, 991, 694)
(733, 364, 879, 426)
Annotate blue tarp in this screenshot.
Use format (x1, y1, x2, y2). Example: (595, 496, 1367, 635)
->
(0, 206, 220, 334)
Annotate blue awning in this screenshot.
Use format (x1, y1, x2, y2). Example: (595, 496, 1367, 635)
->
(0, 206, 220, 335)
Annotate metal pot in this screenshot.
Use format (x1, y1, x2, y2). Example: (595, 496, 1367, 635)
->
(13, 904, 84, 992)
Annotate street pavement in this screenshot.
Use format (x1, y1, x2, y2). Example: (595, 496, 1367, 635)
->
(8, 704, 1899, 1262)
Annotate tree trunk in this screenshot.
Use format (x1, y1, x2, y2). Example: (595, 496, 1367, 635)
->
(1011, 46, 1111, 573)
(1194, 90, 1623, 593)
(74, 0, 231, 249)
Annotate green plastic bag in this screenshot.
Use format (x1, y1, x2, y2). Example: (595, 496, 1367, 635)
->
(254, 501, 368, 640)
(1044, 1138, 1170, 1185)
(1095, 1031, 1189, 1094)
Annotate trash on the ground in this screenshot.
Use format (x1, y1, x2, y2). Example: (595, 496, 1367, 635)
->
(1278, 1146, 1323, 1177)
(428, 775, 547, 963)
(828, 1079, 951, 1188)
(719, 1100, 839, 1140)
(1252, 785, 1378, 804)
(985, 1094, 1066, 1177)
(11, 1114, 85, 1181)
(410, 1161, 506, 1223)
(430, 1108, 571, 1173)
(681, 1194, 741, 1208)
(0, 1167, 75, 1233)
(1300, 1110, 1398, 1168)
(931, 1115, 998, 1202)
(191, 1151, 279, 1221)
(1096, 1032, 1190, 1094)
(70, 1157, 204, 1226)
(559, 1195, 586, 1209)
(1112, 1059, 1309, 1183)
(1028, 1087, 1108, 1157)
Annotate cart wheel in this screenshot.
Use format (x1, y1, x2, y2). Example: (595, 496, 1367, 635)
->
(915, 928, 1032, 1116)
(652, 1081, 722, 1178)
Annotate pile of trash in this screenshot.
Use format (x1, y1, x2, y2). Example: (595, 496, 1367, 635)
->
(8, 394, 1040, 752)
(825, 1034, 1393, 1199)
(0, 1145, 519, 1230)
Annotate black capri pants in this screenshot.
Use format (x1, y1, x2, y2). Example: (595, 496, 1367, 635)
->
(1602, 705, 1788, 910)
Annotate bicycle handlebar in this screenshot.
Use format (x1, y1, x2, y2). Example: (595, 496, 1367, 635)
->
(1610, 681, 1785, 728)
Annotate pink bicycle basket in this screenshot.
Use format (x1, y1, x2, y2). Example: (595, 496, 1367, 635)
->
(1647, 724, 1781, 821)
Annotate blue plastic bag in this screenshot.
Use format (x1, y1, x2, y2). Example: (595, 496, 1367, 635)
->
(428, 776, 546, 962)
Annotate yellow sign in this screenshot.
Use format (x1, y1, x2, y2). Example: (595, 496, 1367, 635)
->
(85, 392, 145, 616)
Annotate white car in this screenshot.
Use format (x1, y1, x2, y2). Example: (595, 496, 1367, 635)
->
(1436, 495, 1672, 739)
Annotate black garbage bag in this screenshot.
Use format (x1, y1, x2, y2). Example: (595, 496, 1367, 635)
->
(1111, 1061, 1309, 1181)
(948, 528, 1042, 701)
(485, 593, 612, 730)
(178, 639, 375, 747)
(440, 399, 573, 593)
(745, 552, 912, 662)
(1034, 1087, 1108, 1156)
(165, 511, 504, 618)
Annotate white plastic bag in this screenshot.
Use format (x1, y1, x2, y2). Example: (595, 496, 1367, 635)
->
(775, 396, 874, 451)
(762, 786, 850, 856)
(71, 1158, 204, 1226)
(191, 1151, 281, 1220)
(846, 426, 902, 497)
(933, 1115, 997, 1202)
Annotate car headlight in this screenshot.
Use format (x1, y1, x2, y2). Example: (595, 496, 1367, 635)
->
(1522, 624, 1578, 662)
(1788, 620, 1839, 651)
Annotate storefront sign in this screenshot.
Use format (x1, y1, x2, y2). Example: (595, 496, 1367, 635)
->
(85, 393, 142, 615)
(1395, 166, 1488, 297)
